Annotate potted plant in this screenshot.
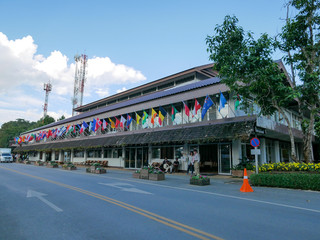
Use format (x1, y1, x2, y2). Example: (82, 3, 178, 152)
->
(140, 166, 149, 179)
(90, 162, 101, 171)
(62, 163, 77, 170)
(132, 170, 141, 179)
(95, 167, 107, 174)
(190, 175, 210, 186)
(47, 161, 59, 168)
(231, 161, 255, 178)
(149, 169, 165, 181)
(34, 160, 44, 166)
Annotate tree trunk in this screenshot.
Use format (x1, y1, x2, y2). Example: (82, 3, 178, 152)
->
(303, 108, 315, 163)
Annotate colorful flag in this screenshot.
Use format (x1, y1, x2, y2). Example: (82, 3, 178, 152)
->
(90, 119, 97, 132)
(219, 91, 227, 112)
(158, 106, 167, 125)
(151, 108, 157, 125)
(183, 101, 190, 117)
(136, 113, 141, 125)
(171, 105, 178, 122)
(73, 125, 76, 134)
(115, 117, 120, 128)
(109, 118, 115, 129)
(120, 115, 126, 129)
(95, 118, 102, 131)
(235, 94, 241, 110)
(80, 121, 89, 134)
(47, 129, 52, 137)
(194, 98, 201, 115)
(201, 95, 214, 120)
(102, 119, 107, 131)
(142, 111, 148, 125)
(126, 114, 132, 128)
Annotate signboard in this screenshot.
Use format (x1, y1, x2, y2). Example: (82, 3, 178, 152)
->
(251, 149, 261, 155)
(250, 137, 260, 147)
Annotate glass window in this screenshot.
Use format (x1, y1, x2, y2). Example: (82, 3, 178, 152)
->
(175, 146, 183, 159)
(88, 149, 101, 158)
(161, 146, 174, 159)
(55, 151, 59, 160)
(152, 147, 160, 158)
(74, 150, 84, 158)
(104, 149, 112, 158)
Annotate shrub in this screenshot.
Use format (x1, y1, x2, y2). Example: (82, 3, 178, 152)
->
(250, 173, 320, 191)
(259, 162, 320, 173)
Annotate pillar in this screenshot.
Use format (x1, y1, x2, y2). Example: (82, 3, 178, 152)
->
(274, 141, 280, 163)
(260, 138, 267, 164)
(232, 139, 242, 167)
(70, 149, 74, 163)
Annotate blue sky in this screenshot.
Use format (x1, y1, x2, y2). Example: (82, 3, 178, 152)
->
(0, 0, 288, 126)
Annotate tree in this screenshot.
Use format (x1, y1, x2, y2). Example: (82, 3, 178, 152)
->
(57, 115, 66, 121)
(206, 15, 299, 161)
(280, 0, 320, 162)
(206, 0, 319, 163)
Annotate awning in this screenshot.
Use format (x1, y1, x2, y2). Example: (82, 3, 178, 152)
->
(14, 117, 256, 152)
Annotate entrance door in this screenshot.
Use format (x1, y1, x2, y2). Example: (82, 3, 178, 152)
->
(219, 144, 231, 174)
(125, 147, 149, 169)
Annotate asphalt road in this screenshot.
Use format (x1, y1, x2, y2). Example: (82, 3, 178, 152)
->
(0, 163, 319, 240)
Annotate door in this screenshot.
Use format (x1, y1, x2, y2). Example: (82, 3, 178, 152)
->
(219, 144, 231, 174)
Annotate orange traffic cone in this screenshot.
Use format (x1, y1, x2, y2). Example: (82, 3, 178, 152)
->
(240, 168, 254, 192)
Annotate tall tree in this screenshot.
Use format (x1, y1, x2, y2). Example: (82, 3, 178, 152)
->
(206, 15, 299, 161)
(280, 0, 320, 162)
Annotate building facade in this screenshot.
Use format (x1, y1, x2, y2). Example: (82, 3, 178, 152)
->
(13, 63, 316, 174)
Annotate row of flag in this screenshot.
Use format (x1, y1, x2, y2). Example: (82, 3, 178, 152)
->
(15, 92, 231, 144)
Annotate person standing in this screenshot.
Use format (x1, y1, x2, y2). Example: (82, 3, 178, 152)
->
(186, 151, 194, 175)
(193, 149, 200, 176)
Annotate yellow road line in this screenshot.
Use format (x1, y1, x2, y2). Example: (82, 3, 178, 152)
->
(0, 166, 223, 240)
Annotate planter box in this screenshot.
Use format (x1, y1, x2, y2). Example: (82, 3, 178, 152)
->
(47, 164, 59, 168)
(34, 162, 44, 166)
(190, 178, 210, 186)
(140, 169, 149, 179)
(63, 166, 77, 170)
(232, 170, 255, 178)
(95, 168, 106, 174)
(24, 161, 31, 164)
(132, 172, 141, 179)
(149, 173, 165, 181)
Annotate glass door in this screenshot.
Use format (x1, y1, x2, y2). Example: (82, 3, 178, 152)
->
(137, 148, 142, 168)
(219, 144, 231, 174)
(129, 148, 136, 168)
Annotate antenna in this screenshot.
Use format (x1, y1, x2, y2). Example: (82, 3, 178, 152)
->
(43, 81, 52, 118)
(72, 54, 88, 116)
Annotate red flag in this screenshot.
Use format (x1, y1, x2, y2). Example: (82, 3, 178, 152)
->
(194, 98, 201, 114)
(183, 101, 190, 117)
(115, 117, 120, 128)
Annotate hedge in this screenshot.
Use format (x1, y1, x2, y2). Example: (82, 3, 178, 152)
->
(250, 173, 320, 191)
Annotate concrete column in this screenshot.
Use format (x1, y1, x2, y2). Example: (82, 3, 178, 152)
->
(274, 141, 280, 163)
(70, 149, 74, 163)
(43, 152, 46, 162)
(122, 146, 125, 168)
(52, 151, 55, 162)
(260, 138, 267, 164)
(84, 149, 87, 162)
(232, 139, 241, 167)
(148, 144, 152, 164)
(59, 150, 63, 162)
(101, 147, 105, 159)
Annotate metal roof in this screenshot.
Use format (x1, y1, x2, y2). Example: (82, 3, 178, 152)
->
(24, 77, 221, 134)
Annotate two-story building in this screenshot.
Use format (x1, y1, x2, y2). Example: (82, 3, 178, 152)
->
(13, 62, 317, 174)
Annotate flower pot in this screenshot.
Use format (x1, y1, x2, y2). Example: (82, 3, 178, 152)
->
(95, 168, 106, 174)
(140, 169, 149, 179)
(64, 166, 77, 170)
(91, 165, 97, 171)
(47, 164, 58, 168)
(190, 178, 210, 186)
(232, 170, 255, 178)
(132, 172, 141, 179)
(149, 173, 165, 181)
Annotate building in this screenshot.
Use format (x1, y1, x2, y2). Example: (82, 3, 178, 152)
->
(13, 62, 317, 174)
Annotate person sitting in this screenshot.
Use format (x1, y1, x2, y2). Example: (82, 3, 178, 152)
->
(173, 158, 179, 173)
(163, 157, 173, 173)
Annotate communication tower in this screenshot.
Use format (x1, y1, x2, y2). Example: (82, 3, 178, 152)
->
(43, 81, 52, 118)
(72, 54, 88, 116)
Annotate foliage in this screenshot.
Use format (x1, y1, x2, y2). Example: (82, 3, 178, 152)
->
(92, 162, 101, 167)
(50, 161, 58, 166)
(259, 162, 320, 172)
(250, 173, 320, 191)
(57, 115, 66, 121)
(232, 161, 255, 171)
(191, 175, 209, 180)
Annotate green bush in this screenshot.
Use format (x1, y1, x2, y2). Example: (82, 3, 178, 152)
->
(250, 173, 320, 191)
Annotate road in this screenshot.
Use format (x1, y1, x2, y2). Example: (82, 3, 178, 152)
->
(0, 163, 319, 240)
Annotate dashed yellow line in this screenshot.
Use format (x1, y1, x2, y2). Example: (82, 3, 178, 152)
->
(0, 166, 223, 240)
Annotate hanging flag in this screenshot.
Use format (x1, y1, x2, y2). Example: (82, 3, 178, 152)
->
(158, 106, 167, 125)
(109, 118, 115, 129)
(201, 95, 214, 120)
(95, 118, 102, 131)
(136, 113, 141, 125)
(194, 98, 201, 115)
(80, 121, 89, 134)
(47, 129, 52, 138)
(126, 114, 132, 128)
(90, 119, 97, 132)
(171, 105, 178, 122)
(115, 117, 120, 128)
(151, 108, 157, 125)
(219, 90, 227, 112)
(235, 94, 241, 110)
(183, 101, 190, 117)
(142, 111, 148, 125)
(102, 119, 107, 131)
(67, 125, 73, 135)
(73, 125, 76, 134)
(120, 115, 126, 129)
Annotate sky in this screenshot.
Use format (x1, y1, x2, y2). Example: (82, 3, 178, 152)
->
(0, 0, 289, 127)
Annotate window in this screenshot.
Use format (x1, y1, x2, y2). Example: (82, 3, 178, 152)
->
(88, 149, 101, 158)
(161, 146, 174, 159)
(175, 146, 183, 159)
(74, 150, 84, 158)
(104, 149, 112, 158)
(152, 148, 160, 158)
(55, 151, 59, 160)
(113, 149, 122, 158)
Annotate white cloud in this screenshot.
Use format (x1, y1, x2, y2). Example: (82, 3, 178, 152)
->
(116, 87, 127, 93)
(0, 32, 147, 127)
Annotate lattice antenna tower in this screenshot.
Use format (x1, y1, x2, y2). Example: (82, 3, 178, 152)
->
(43, 81, 52, 118)
(72, 54, 88, 116)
